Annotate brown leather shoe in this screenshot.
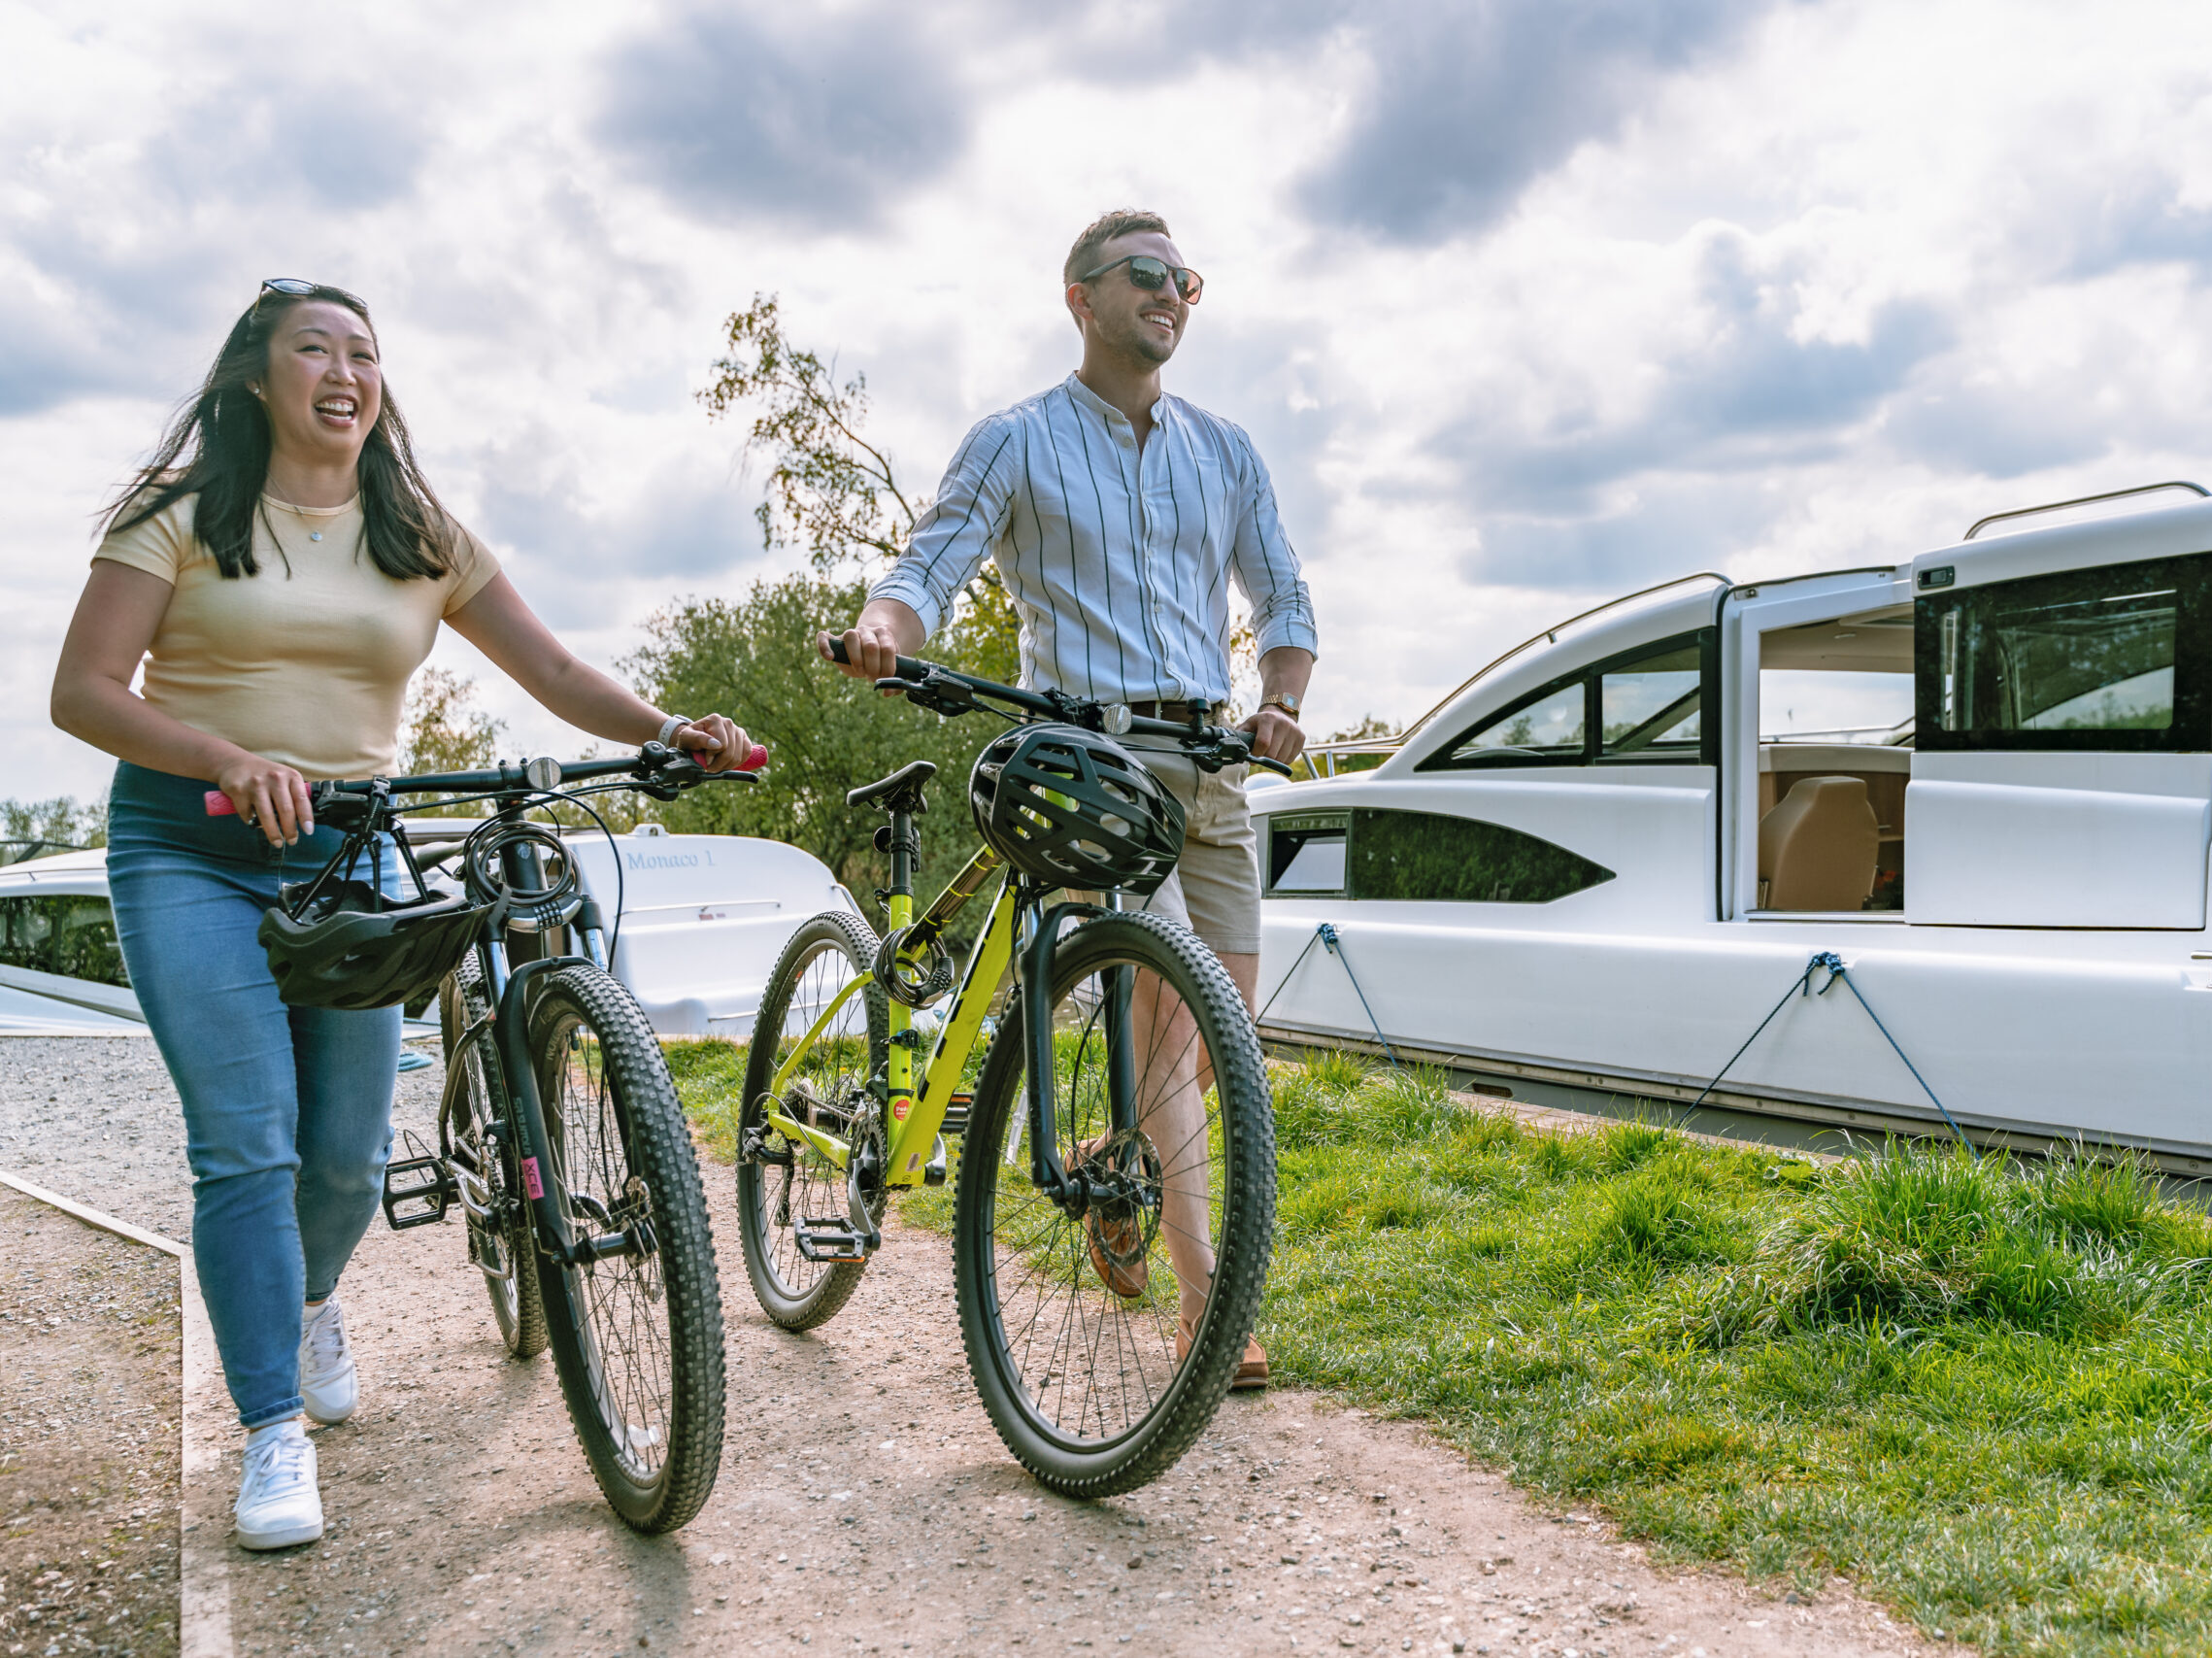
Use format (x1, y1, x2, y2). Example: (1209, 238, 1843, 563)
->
(1175, 1324, 1269, 1390)
(1075, 1137, 1147, 1299)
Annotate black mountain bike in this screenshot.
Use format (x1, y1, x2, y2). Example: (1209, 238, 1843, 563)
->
(268, 744, 747, 1533)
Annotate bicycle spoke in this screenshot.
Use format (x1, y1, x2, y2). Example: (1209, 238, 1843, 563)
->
(974, 943, 1238, 1450)
(544, 1022, 674, 1483)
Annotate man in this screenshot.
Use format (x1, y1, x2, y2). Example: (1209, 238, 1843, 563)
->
(821, 208, 1318, 1387)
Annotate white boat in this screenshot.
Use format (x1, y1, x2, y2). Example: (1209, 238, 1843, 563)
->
(0, 824, 855, 1041)
(1255, 482, 2212, 1171)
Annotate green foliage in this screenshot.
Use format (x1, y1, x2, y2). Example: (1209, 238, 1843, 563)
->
(392, 667, 506, 816)
(621, 571, 1010, 900)
(0, 796, 106, 863)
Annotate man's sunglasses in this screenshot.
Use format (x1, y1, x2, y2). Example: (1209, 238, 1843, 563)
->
(254, 277, 370, 315)
(1076, 254, 1202, 305)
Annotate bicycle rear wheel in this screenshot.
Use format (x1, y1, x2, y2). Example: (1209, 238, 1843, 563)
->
(440, 956, 547, 1358)
(953, 909, 1276, 1496)
(736, 911, 889, 1331)
(527, 964, 725, 1532)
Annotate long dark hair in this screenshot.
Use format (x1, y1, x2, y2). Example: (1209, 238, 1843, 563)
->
(103, 285, 454, 581)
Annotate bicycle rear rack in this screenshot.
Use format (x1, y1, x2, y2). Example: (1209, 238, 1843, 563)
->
(383, 1130, 457, 1230)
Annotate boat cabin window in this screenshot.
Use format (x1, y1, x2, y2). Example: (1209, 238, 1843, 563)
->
(1423, 629, 1717, 770)
(1265, 808, 1615, 903)
(0, 896, 129, 987)
(1914, 551, 2212, 751)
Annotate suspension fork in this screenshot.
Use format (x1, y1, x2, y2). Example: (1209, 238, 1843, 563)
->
(491, 954, 610, 1268)
(1017, 896, 1112, 1203)
(1101, 894, 1139, 1148)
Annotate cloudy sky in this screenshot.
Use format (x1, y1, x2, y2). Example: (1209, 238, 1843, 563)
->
(8, 0, 2212, 800)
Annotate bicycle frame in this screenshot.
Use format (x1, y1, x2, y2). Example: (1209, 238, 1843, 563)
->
(758, 837, 1126, 1203)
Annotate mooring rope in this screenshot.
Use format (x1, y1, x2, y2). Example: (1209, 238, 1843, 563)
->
(1255, 921, 1404, 1069)
(1692, 950, 1968, 1146)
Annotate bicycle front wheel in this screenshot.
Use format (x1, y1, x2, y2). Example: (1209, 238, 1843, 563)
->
(527, 964, 725, 1532)
(736, 911, 889, 1331)
(953, 909, 1276, 1496)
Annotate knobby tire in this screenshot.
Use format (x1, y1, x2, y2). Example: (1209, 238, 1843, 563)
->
(953, 909, 1276, 1497)
(736, 911, 889, 1332)
(529, 964, 725, 1533)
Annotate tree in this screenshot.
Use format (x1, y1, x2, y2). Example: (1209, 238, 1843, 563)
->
(0, 796, 105, 864)
(697, 294, 1021, 676)
(395, 667, 505, 815)
(642, 296, 1024, 907)
(622, 573, 1007, 903)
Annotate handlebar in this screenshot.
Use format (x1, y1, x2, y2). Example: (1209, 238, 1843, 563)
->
(822, 638, 1292, 776)
(203, 740, 766, 819)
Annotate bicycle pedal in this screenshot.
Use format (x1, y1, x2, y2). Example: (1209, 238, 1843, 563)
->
(792, 1220, 872, 1266)
(383, 1131, 455, 1231)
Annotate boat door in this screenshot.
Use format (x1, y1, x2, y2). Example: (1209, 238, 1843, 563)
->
(1906, 544, 2212, 930)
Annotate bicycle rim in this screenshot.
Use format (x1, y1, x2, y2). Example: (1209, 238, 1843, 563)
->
(955, 911, 1275, 1493)
(737, 912, 887, 1328)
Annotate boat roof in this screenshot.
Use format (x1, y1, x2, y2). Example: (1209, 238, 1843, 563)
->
(1379, 483, 2212, 769)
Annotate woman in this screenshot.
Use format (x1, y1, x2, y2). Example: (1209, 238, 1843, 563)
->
(50, 279, 749, 1551)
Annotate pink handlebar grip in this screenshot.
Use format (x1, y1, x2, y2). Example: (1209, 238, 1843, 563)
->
(739, 743, 768, 772)
(204, 791, 237, 817)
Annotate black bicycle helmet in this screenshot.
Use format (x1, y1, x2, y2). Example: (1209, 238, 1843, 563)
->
(257, 880, 489, 1011)
(970, 724, 1186, 895)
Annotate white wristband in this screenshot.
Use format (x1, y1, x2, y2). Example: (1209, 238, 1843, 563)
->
(654, 714, 691, 749)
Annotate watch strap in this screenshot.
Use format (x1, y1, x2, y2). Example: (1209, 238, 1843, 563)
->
(654, 713, 692, 749)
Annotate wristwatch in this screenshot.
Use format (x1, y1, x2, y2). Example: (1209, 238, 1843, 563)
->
(654, 713, 693, 749)
(1259, 693, 1301, 720)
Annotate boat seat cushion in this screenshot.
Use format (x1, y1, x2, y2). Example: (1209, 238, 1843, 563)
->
(1759, 775, 1879, 911)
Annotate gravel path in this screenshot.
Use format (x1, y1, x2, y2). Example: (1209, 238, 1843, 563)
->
(0, 1038, 1961, 1658)
(0, 1182, 183, 1658)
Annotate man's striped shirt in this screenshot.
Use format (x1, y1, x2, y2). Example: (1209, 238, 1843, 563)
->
(870, 373, 1318, 704)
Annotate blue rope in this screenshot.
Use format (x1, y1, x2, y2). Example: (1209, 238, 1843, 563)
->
(1693, 950, 1968, 1147)
(1255, 922, 1404, 1069)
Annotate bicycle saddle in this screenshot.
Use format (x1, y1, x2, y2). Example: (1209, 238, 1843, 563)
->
(847, 760, 938, 812)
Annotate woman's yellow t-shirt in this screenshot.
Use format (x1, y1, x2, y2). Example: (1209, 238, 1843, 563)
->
(91, 492, 501, 781)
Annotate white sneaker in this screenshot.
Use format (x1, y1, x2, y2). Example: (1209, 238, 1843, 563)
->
(235, 1419, 322, 1550)
(299, 1299, 357, 1425)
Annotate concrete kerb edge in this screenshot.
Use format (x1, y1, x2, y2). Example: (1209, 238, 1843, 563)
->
(0, 1168, 234, 1658)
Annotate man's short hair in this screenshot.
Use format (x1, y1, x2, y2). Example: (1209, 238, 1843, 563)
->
(1064, 210, 1172, 286)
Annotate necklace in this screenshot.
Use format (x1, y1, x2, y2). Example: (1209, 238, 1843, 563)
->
(267, 494, 347, 543)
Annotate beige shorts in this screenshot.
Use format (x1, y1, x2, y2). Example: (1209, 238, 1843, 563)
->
(1120, 747, 1261, 958)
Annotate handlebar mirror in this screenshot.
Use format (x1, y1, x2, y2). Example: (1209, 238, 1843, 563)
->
(524, 756, 562, 792)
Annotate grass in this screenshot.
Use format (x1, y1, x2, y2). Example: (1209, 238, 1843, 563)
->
(665, 1037, 2212, 1655)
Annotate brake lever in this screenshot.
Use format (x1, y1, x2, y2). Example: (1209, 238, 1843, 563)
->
(877, 671, 978, 719)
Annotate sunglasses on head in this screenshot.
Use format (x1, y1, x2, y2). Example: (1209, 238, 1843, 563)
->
(254, 277, 370, 316)
(1077, 254, 1202, 305)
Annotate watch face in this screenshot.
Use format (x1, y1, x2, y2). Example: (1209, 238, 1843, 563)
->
(1269, 694, 1300, 714)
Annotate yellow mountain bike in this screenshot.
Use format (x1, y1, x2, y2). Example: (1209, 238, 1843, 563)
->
(733, 647, 1286, 1494)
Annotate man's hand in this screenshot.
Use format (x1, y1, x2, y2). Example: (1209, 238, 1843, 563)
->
(817, 597, 927, 694)
(1239, 706, 1306, 766)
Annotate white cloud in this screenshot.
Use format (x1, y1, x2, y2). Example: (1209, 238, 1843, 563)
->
(7, 0, 2212, 795)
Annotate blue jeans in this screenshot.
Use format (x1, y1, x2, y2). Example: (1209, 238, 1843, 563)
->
(107, 762, 404, 1429)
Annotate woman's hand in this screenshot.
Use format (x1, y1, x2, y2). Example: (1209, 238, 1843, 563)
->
(216, 754, 315, 846)
(672, 714, 750, 773)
